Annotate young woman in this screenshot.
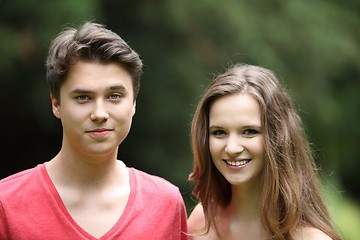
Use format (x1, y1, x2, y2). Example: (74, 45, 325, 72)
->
(187, 64, 341, 240)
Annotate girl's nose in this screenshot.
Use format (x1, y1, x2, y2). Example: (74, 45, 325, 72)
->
(224, 135, 244, 155)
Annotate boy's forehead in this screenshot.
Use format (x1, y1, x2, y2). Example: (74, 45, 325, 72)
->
(61, 61, 134, 93)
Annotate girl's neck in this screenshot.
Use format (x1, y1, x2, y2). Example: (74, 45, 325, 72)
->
(228, 180, 262, 218)
(216, 188, 265, 240)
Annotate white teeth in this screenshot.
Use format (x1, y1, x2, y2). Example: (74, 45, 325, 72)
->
(225, 159, 250, 166)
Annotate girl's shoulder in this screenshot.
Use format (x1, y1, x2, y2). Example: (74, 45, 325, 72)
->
(187, 204, 217, 240)
(187, 204, 206, 233)
(294, 226, 333, 240)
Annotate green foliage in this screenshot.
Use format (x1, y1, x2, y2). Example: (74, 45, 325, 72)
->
(1, 1, 359, 237)
(325, 181, 360, 240)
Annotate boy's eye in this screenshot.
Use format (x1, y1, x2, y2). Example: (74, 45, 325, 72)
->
(76, 95, 90, 102)
(109, 93, 122, 100)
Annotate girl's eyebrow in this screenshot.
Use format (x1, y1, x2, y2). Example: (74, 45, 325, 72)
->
(209, 124, 261, 128)
(242, 125, 262, 129)
(209, 125, 222, 129)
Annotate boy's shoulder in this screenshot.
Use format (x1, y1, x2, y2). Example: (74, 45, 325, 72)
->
(128, 167, 181, 195)
(0, 165, 40, 186)
(0, 164, 43, 198)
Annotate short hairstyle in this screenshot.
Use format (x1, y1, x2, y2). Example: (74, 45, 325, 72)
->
(189, 63, 340, 240)
(46, 21, 143, 101)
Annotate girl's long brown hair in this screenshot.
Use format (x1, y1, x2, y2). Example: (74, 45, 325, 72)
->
(189, 64, 341, 240)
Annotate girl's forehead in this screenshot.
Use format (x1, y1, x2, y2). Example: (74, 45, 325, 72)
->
(209, 93, 262, 127)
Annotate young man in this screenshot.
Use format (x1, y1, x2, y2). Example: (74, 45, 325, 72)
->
(0, 22, 188, 239)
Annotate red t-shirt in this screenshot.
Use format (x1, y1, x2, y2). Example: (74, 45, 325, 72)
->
(0, 164, 189, 239)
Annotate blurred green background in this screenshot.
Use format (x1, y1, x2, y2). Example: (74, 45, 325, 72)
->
(1, 0, 359, 238)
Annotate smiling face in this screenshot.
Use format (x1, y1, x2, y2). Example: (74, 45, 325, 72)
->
(209, 93, 265, 187)
(51, 61, 136, 160)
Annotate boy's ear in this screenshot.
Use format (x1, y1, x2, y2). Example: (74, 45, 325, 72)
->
(50, 93, 61, 119)
(132, 101, 136, 117)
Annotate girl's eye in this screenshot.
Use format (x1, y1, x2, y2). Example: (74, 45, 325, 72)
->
(243, 129, 258, 136)
(210, 129, 227, 137)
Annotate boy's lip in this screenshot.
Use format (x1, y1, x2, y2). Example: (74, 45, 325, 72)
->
(86, 128, 112, 133)
(86, 128, 113, 138)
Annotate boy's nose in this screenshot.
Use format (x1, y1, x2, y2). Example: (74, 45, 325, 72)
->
(90, 101, 109, 122)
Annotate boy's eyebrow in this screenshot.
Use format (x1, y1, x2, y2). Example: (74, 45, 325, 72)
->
(70, 89, 91, 95)
(109, 85, 127, 91)
(70, 85, 127, 95)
